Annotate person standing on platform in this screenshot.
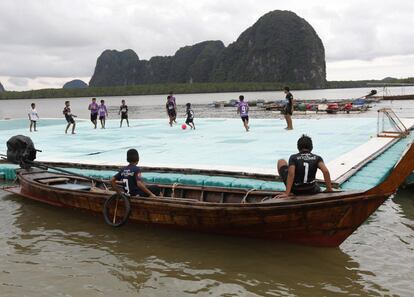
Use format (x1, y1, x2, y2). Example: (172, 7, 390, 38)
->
(166, 95, 176, 127)
(185, 103, 195, 129)
(98, 99, 108, 129)
(88, 98, 99, 129)
(63, 101, 76, 134)
(119, 99, 129, 128)
(168, 91, 177, 123)
(237, 95, 250, 132)
(282, 86, 294, 130)
(28, 103, 39, 132)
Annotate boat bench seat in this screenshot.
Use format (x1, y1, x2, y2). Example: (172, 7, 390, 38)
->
(140, 172, 286, 191)
(37, 177, 70, 184)
(51, 183, 91, 191)
(32, 168, 287, 191)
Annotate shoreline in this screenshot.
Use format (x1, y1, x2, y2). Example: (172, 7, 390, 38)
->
(1, 79, 414, 100)
(1, 104, 379, 121)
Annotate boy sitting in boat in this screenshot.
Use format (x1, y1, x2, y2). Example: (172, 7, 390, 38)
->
(276, 135, 333, 198)
(111, 149, 160, 198)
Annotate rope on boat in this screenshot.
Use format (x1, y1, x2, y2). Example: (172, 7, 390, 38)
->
(241, 189, 256, 203)
(261, 196, 273, 202)
(171, 183, 180, 198)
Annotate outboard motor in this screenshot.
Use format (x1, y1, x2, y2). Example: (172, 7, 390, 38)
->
(6, 135, 38, 169)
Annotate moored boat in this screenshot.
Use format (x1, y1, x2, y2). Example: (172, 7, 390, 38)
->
(4, 140, 414, 248)
(372, 94, 414, 101)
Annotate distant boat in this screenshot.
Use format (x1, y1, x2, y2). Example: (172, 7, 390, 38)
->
(372, 94, 414, 101)
(366, 85, 414, 100)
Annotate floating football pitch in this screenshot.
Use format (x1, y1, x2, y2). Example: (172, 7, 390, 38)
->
(0, 117, 381, 175)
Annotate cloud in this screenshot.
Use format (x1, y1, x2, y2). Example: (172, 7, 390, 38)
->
(7, 77, 29, 87)
(327, 55, 414, 80)
(1, 75, 90, 91)
(0, 0, 413, 90)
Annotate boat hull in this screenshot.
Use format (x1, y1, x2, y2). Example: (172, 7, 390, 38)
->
(6, 171, 390, 248)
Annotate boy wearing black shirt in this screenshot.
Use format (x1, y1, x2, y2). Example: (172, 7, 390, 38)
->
(282, 86, 294, 130)
(185, 103, 195, 129)
(119, 99, 129, 128)
(277, 135, 332, 198)
(111, 149, 160, 197)
(63, 101, 76, 134)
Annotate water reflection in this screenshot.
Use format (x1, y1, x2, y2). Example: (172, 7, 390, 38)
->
(1, 191, 400, 297)
(393, 188, 414, 221)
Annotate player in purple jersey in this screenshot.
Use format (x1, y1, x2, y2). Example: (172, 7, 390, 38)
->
(237, 95, 250, 132)
(168, 91, 177, 123)
(110, 149, 160, 197)
(166, 95, 176, 127)
(276, 135, 332, 198)
(168, 91, 177, 107)
(98, 99, 108, 129)
(88, 98, 99, 129)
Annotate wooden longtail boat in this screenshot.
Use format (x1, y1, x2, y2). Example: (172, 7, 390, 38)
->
(4, 141, 414, 247)
(372, 94, 414, 101)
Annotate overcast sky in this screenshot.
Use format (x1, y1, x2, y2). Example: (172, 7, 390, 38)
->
(0, 0, 413, 91)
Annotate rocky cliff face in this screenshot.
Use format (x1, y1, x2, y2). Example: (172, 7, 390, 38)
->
(211, 11, 326, 87)
(0, 82, 5, 92)
(63, 79, 88, 89)
(90, 10, 326, 88)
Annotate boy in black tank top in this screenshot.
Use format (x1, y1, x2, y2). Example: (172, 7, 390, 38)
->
(282, 86, 294, 130)
(276, 135, 333, 198)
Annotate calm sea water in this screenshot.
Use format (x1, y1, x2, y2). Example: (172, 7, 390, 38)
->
(0, 185, 413, 297)
(1, 86, 414, 119)
(0, 88, 413, 296)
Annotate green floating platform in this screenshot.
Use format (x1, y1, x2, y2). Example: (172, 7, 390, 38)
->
(341, 135, 414, 191)
(1, 134, 412, 192)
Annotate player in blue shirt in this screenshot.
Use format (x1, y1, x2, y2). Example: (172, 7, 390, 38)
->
(111, 149, 160, 197)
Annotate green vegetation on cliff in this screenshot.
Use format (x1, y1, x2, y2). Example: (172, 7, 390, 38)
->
(63, 79, 88, 89)
(89, 10, 326, 88)
(327, 77, 414, 89)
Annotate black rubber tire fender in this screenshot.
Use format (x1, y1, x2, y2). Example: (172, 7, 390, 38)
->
(103, 193, 131, 227)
